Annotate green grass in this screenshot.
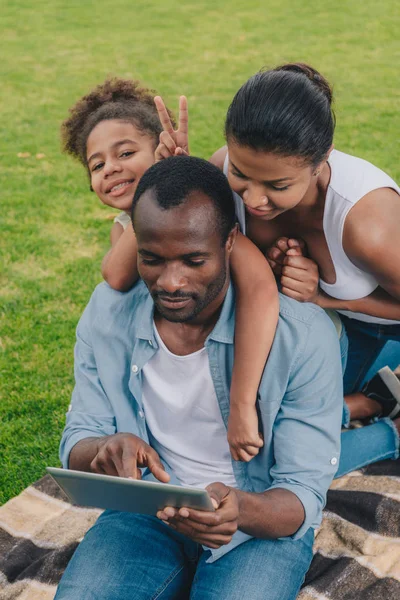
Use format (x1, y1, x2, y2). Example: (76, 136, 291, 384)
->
(1, 0, 399, 504)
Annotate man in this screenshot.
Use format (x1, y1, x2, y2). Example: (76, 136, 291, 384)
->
(55, 156, 342, 600)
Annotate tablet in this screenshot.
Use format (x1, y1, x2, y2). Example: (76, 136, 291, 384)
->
(46, 467, 215, 515)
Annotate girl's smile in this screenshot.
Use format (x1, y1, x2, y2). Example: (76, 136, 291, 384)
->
(106, 179, 135, 197)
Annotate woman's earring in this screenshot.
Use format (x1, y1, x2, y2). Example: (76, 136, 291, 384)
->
(314, 169, 321, 177)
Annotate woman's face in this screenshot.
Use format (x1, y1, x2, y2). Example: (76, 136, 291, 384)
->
(86, 119, 156, 211)
(227, 142, 316, 220)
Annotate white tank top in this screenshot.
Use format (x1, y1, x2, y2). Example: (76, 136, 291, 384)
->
(141, 325, 237, 489)
(224, 151, 400, 325)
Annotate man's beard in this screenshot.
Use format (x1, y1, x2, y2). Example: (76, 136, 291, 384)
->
(152, 264, 227, 323)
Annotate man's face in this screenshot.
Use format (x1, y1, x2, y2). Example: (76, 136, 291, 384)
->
(134, 190, 235, 323)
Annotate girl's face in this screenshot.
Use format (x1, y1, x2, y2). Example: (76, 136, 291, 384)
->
(227, 142, 317, 220)
(86, 119, 156, 211)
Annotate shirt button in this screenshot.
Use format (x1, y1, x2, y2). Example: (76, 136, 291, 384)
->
(132, 365, 138, 373)
(330, 457, 338, 466)
(138, 410, 145, 418)
(148, 340, 153, 346)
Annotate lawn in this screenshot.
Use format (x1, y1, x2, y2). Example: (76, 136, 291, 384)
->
(1, 0, 399, 504)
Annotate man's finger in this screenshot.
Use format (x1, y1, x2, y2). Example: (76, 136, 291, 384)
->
(171, 515, 238, 537)
(178, 95, 188, 135)
(145, 450, 170, 483)
(154, 96, 175, 135)
(90, 457, 112, 476)
(195, 534, 233, 548)
(92, 447, 121, 477)
(206, 482, 230, 510)
(120, 446, 139, 479)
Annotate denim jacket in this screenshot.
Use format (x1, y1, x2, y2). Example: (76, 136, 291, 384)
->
(60, 281, 342, 562)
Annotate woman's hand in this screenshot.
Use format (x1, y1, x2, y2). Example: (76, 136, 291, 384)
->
(266, 237, 306, 276)
(154, 95, 189, 160)
(267, 237, 321, 303)
(281, 254, 321, 304)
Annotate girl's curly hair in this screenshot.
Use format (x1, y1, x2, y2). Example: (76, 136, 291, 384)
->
(61, 77, 176, 165)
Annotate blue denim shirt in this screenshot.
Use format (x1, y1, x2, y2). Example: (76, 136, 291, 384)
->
(60, 281, 342, 562)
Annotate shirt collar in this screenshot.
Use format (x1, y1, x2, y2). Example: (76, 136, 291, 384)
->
(134, 284, 236, 346)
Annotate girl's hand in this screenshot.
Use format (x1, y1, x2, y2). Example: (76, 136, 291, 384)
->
(154, 95, 189, 161)
(281, 255, 321, 303)
(227, 404, 263, 462)
(266, 238, 306, 276)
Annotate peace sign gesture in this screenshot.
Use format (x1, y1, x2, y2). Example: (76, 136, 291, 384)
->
(154, 95, 189, 161)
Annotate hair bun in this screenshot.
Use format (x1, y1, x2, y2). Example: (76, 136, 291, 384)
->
(274, 63, 333, 105)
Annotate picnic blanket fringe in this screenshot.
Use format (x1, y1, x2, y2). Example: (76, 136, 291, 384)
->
(1, 461, 399, 599)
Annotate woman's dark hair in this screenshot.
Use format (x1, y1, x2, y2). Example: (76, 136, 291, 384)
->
(61, 78, 176, 166)
(132, 156, 236, 245)
(225, 63, 335, 166)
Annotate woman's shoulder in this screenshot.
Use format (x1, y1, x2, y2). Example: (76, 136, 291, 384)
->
(328, 149, 399, 203)
(209, 146, 228, 170)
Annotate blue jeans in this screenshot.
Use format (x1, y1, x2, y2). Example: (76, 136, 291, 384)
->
(336, 315, 400, 478)
(55, 511, 314, 600)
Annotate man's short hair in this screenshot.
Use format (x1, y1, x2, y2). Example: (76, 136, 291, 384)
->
(131, 156, 236, 244)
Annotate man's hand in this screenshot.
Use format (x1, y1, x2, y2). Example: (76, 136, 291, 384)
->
(90, 433, 170, 482)
(154, 95, 189, 161)
(156, 482, 239, 549)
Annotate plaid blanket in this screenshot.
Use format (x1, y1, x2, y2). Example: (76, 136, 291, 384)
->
(1, 461, 399, 600)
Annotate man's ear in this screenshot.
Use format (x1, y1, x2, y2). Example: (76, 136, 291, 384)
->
(225, 224, 239, 255)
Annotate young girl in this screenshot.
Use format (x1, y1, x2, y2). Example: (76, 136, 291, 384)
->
(61, 77, 279, 463)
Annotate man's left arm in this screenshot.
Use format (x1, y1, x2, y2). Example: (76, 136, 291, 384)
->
(160, 310, 343, 544)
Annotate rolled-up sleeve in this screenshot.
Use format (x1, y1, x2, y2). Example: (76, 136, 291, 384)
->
(268, 310, 343, 539)
(59, 307, 116, 468)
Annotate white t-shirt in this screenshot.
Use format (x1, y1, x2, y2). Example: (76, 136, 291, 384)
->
(113, 211, 131, 230)
(141, 325, 237, 489)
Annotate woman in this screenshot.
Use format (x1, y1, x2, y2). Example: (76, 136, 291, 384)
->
(156, 63, 400, 476)
(217, 63, 400, 475)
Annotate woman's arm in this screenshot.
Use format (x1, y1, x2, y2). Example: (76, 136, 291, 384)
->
(101, 222, 139, 291)
(334, 187, 400, 318)
(280, 252, 400, 320)
(317, 282, 400, 319)
(280, 188, 400, 319)
(228, 232, 279, 460)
